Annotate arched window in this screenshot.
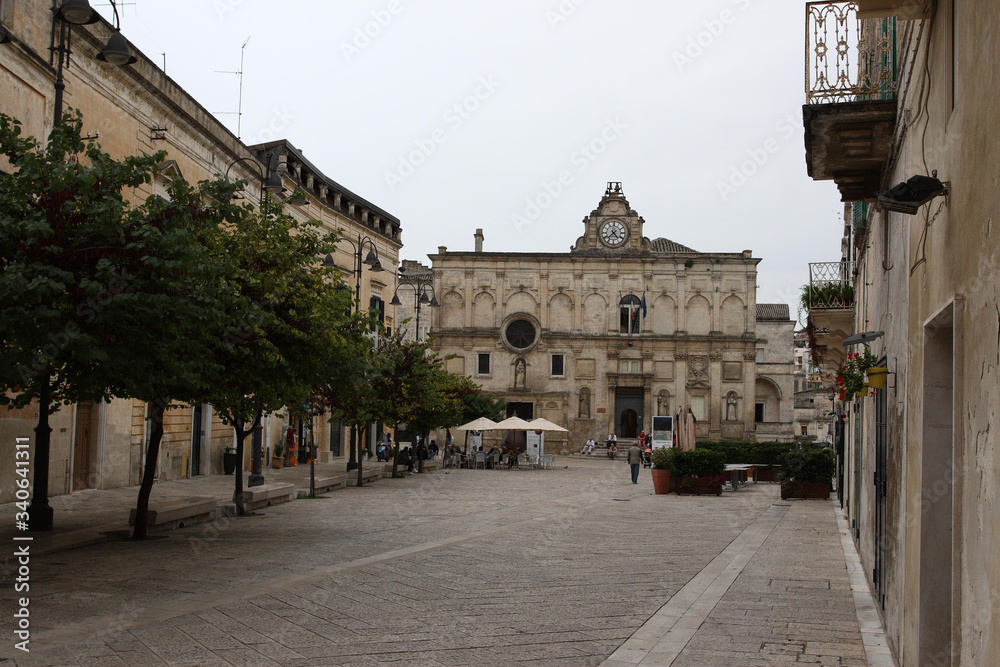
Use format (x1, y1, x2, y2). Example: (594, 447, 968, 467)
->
(619, 295, 641, 334)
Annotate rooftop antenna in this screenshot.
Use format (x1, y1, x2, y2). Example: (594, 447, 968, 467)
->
(214, 36, 250, 138)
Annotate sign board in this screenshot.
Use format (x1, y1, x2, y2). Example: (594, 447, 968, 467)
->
(525, 430, 543, 458)
(651, 415, 674, 449)
(469, 430, 483, 449)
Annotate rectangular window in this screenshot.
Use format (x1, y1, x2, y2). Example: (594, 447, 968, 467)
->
(801, 425, 808, 435)
(477, 353, 490, 375)
(755, 402, 765, 423)
(617, 359, 641, 375)
(551, 354, 564, 376)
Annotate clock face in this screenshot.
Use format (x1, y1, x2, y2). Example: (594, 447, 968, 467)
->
(600, 220, 627, 247)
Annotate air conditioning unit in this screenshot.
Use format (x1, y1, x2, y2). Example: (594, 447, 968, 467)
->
(856, 0, 934, 19)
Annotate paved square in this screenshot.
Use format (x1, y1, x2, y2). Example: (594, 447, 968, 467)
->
(1, 460, 878, 666)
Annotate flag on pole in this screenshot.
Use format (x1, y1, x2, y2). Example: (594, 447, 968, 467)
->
(640, 293, 647, 318)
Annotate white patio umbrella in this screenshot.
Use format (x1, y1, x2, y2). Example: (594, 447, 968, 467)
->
(492, 416, 535, 430)
(453, 417, 498, 431)
(527, 418, 568, 432)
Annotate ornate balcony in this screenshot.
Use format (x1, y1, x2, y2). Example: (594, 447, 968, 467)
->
(803, 2, 899, 202)
(804, 261, 855, 373)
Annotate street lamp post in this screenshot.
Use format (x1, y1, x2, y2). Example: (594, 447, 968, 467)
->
(225, 153, 306, 487)
(222, 154, 285, 489)
(389, 268, 439, 344)
(389, 268, 439, 463)
(323, 235, 383, 477)
(6, 0, 137, 532)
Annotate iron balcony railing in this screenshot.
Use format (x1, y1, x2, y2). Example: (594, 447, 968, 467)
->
(806, 1, 898, 104)
(806, 261, 855, 309)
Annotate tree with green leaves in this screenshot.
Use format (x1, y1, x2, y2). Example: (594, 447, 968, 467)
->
(0, 112, 232, 533)
(205, 194, 357, 513)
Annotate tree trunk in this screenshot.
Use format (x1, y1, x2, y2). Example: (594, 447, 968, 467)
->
(132, 399, 166, 539)
(356, 424, 364, 488)
(248, 410, 265, 487)
(233, 419, 249, 516)
(27, 376, 54, 531)
(390, 423, 400, 478)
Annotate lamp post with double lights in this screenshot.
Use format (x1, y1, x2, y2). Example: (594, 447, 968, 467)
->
(389, 268, 438, 467)
(222, 155, 283, 488)
(4, 0, 138, 532)
(389, 267, 439, 344)
(323, 235, 383, 473)
(49, 0, 138, 128)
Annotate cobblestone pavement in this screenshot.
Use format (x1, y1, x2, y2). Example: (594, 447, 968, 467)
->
(0, 459, 888, 666)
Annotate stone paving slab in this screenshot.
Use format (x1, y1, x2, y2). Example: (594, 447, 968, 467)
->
(0, 460, 893, 666)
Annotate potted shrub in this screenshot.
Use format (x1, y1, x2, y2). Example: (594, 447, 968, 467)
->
(650, 447, 674, 494)
(674, 449, 726, 496)
(779, 445, 835, 499)
(271, 442, 285, 469)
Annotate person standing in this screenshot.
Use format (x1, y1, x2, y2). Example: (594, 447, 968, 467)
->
(415, 440, 428, 473)
(628, 441, 642, 484)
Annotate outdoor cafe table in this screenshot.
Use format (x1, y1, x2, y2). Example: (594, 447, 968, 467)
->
(724, 464, 753, 491)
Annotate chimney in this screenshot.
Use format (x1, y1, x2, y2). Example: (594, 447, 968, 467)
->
(474, 228, 484, 253)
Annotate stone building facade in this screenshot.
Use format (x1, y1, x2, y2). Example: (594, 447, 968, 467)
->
(801, 2, 1000, 662)
(427, 183, 794, 449)
(0, 2, 399, 502)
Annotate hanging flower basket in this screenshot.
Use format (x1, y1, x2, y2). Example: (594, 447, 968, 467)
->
(866, 367, 888, 388)
(833, 348, 878, 402)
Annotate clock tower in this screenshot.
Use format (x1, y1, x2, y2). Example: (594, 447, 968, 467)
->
(571, 182, 649, 253)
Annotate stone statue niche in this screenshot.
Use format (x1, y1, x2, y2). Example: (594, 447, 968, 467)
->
(514, 357, 526, 389)
(578, 388, 591, 418)
(725, 391, 739, 422)
(656, 391, 670, 416)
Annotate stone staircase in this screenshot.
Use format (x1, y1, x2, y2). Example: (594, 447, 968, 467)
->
(565, 438, 640, 459)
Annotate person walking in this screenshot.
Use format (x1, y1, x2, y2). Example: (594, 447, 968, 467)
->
(627, 441, 643, 484)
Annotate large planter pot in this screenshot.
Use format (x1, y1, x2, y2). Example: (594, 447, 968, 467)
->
(271, 456, 284, 469)
(651, 469, 671, 494)
(781, 481, 831, 500)
(867, 367, 888, 388)
(677, 476, 723, 496)
(754, 466, 778, 483)
(222, 448, 238, 475)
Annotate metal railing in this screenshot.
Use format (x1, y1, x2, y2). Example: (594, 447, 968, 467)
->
(806, 2, 898, 104)
(806, 261, 855, 309)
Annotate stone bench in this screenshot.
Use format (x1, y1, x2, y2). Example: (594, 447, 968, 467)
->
(301, 475, 346, 494)
(128, 497, 217, 532)
(420, 459, 440, 473)
(346, 466, 383, 486)
(242, 482, 296, 510)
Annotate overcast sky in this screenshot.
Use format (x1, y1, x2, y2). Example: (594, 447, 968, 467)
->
(96, 0, 844, 323)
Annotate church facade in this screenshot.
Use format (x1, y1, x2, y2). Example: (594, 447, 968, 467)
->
(426, 183, 794, 448)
